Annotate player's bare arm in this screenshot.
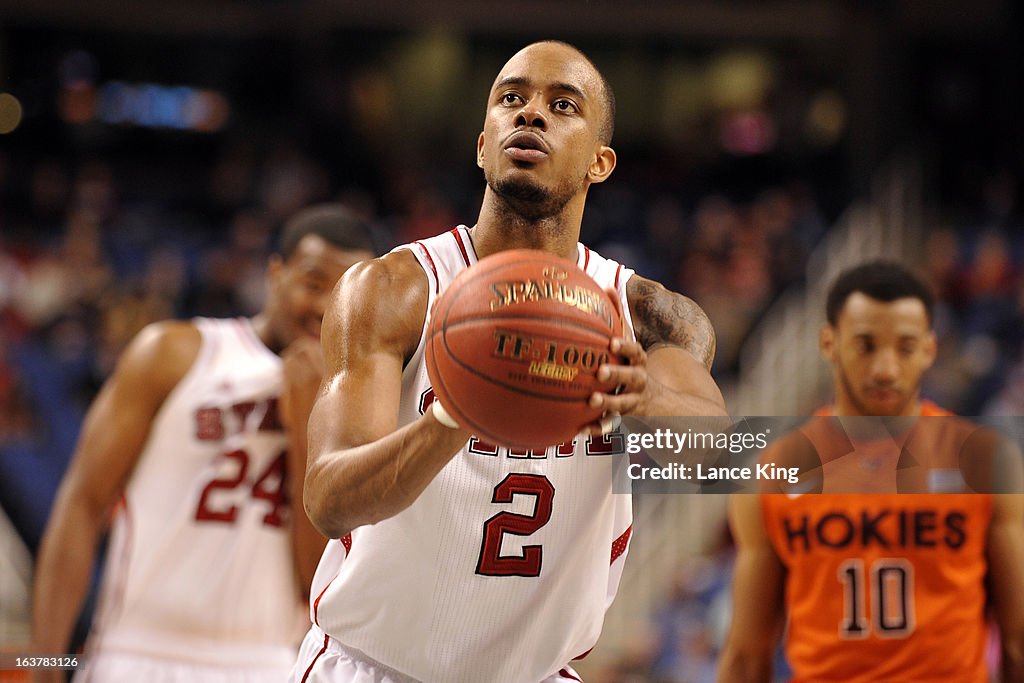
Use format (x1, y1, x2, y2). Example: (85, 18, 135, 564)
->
(279, 337, 330, 599)
(716, 492, 786, 683)
(589, 274, 727, 419)
(303, 250, 472, 540)
(986, 458, 1024, 683)
(630, 275, 716, 369)
(30, 321, 198, 679)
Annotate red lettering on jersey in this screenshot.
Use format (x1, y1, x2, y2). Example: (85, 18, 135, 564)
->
(194, 449, 248, 523)
(252, 451, 289, 527)
(231, 401, 258, 427)
(195, 449, 290, 528)
(260, 397, 283, 432)
(555, 439, 576, 457)
(586, 432, 624, 456)
(195, 407, 225, 441)
(419, 388, 436, 414)
(508, 446, 548, 459)
(469, 438, 500, 456)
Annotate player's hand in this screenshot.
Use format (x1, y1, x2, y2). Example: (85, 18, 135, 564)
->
(579, 288, 646, 436)
(279, 337, 326, 428)
(577, 336, 649, 438)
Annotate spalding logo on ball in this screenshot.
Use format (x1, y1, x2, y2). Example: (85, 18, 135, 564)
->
(425, 249, 624, 449)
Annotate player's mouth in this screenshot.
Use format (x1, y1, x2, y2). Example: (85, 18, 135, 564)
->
(864, 387, 902, 405)
(504, 132, 549, 162)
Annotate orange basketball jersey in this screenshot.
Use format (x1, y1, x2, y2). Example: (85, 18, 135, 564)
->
(761, 404, 993, 683)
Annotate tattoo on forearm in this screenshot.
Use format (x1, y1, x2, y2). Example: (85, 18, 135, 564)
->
(629, 278, 716, 370)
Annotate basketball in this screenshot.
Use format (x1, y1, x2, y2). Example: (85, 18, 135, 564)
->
(425, 249, 624, 449)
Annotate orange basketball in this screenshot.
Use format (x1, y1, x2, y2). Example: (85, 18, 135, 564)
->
(425, 249, 624, 449)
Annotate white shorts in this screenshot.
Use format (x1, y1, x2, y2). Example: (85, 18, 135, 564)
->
(291, 625, 584, 683)
(73, 650, 293, 683)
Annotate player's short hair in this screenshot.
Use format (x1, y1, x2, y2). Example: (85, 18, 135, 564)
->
(826, 260, 935, 325)
(277, 203, 378, 259)
(535, 40, 616, 145)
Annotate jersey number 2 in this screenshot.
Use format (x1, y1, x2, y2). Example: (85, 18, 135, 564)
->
(476, 474, 554, 577)
(838, 558, 915, 639)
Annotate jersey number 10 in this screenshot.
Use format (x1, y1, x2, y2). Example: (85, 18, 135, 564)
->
(838, 558, 916, 639)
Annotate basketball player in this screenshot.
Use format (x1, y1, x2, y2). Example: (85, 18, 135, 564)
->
(292, 41, 728, 683)
(716, 261, 1024, 682)
(30, 205, 377, 683)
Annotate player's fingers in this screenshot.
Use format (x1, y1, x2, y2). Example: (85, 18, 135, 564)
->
(597, 391, 643, 416)
(579, 412, 622, 438)
(610, 337, 645, 365)
(589, 384, 643, 413)
(596, 362, 648, 391)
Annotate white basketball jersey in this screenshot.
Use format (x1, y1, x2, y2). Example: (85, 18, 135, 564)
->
(86, 318, 306, 670)
(309, 227, 635, 683)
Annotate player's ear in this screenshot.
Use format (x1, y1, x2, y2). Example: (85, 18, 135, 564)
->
(922, 330, 938, 369)
(819, 324, 836, 361)
(587, 145, 616, 184)
(267, 254, 284, 284)
(477, 132, 486, 168)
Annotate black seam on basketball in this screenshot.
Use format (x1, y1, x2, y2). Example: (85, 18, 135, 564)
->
(439, 312, 614, 337)
(431, 323, 595, 446)
(443, 256, 612, 314)
(434, 316, 614, 403)
(427, 329, 501, 440)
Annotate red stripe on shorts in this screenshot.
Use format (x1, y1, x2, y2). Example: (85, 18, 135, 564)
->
(300, 634, 330, 683)
(559, 667, 584, 681)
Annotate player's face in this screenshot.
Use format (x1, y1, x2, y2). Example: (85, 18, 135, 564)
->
(821, 293, 937, 417)
(477, 43, 615, 215)
(267, 234, 372, 348)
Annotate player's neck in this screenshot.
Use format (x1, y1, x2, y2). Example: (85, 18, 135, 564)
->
(473, 191, 581, 261)
(831, 396, 923, 418)
(248, 313, 279, 354)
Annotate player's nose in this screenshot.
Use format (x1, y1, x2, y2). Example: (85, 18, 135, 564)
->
(514, 97, 547, 130)
(870, 348, 900, 383)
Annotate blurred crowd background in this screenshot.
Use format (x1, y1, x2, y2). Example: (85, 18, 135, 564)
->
(1, 1, 1022, 681)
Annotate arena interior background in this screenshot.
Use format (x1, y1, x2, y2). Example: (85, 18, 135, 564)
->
(1, 2, 1021, 681)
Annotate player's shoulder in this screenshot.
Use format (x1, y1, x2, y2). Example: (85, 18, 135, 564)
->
(325, 250, 428, 353)
(112, 319, 203, 396)
(128, 319, 202, 363)
(624, 273, 709, 323)
(340, 248, 427, 299)
(625, 274, 716, 368)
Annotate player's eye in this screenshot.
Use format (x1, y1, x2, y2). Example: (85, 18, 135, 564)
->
(501, 92, 523, 106)
(552, 99, 577, 113)
(302, 278, 328, 295)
